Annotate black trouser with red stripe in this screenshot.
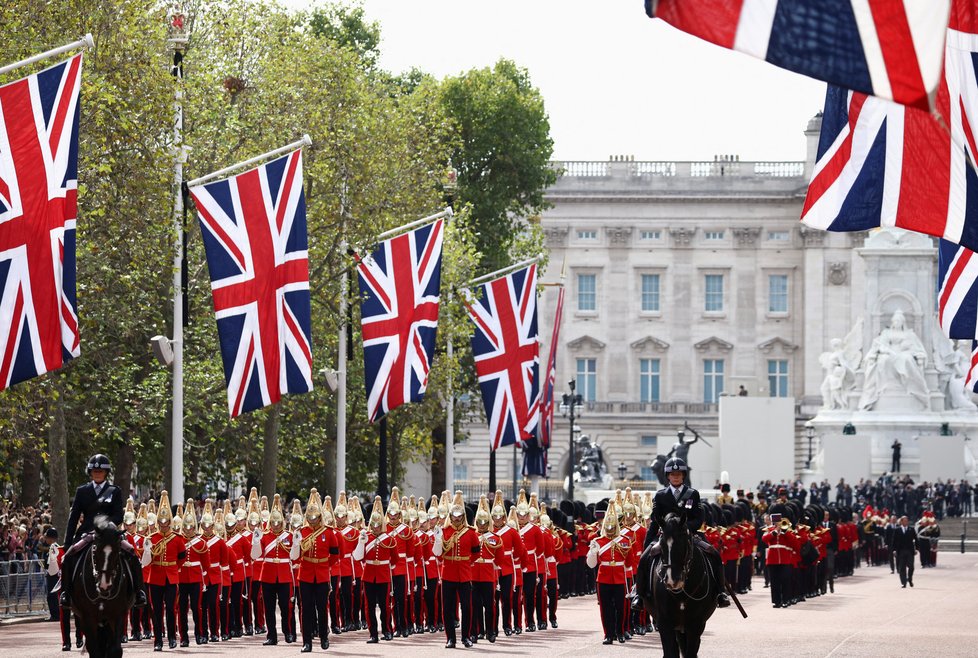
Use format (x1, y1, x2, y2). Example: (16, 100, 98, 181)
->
(597, 582, 625, 640)
(261, 581, 292, 640)
(424, 577, 439, 628)
(178, 582, 203, 642)
(201, 582, 219, 639)
(522, 571, 538, 628)
(364, 581, 390, 639)
(441, 579, 472, 643)
(339, 575, 353, 627)
(546, 577, 558, 623)
(391, 574, 408, 633)
(471, 581, 494, 637)
(149, 582, 177, 644)
(228, 581, 243, 635)
(299, 580, 329, 645)
(495, 573, 513, 630)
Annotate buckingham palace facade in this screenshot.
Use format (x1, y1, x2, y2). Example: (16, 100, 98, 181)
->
(452, 115, 887, 487)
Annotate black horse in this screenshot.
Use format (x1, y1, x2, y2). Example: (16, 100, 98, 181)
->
(67, 516, 135, 658)
(638, 513, 718, 658)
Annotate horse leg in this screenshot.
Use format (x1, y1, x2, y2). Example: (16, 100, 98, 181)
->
(684, 623, 706, 658)
(658, 624, 680, 658)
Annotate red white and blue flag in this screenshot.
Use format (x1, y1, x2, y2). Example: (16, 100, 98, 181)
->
(647, 0, 950, 111)
(0, 55, 82, 390)
(966, 341, 978, 391)
(938, 239, 978, 340)
(537, 284, 565, 450)
(188, 149, 313, 417)
(465, 263, 540, 451)
(801, 7, 978, 250)
(356, 219, 444, 423)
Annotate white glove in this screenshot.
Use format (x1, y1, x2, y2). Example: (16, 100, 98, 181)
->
(47, 550, 59, 576)
(141, 540, 153, 567)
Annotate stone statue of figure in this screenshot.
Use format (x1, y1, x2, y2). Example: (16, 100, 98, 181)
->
(858, 309, 929, 410)
(576, 435, 606, 483)
(932, 332, 978, 411)
(668, 428, 699, 465)
(819, 319, 863, 410)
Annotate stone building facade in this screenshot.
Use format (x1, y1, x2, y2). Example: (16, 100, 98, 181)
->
(451, 115, 938, 488)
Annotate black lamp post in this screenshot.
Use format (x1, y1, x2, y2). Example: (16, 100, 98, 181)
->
(617, 461, 627, 481)
(561, 380, 583, 501)
(805, 419, 815, 470)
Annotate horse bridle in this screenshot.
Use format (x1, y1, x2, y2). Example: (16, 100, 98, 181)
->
(80, 540, 124, 603)
(657, 527, 709, 602)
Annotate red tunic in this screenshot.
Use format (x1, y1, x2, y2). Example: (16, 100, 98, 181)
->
(362, 530, 399, 584)
(518, 522, 544, 574)
(296, 526, 336, 583)
(492, 524, 524, 578)
(225, 532, 247, 583)
(763, 527, 796, 566)
(180, 536, 211, 584)
(593, 535, 632, 585)
(386, 523, 417, 578)
(146, 532, 186, 586)
(256, 531, 294, 584)
(440, 525, 481, 582)
(472, 531, 502, 583)
(204, 535, 229, 587)
(335, 526, 359, 578)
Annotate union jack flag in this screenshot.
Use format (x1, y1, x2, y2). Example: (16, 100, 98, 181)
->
(938, 239, 978, 340)
(647, 0, 950, 111)
(801, 6, 978, 247)
(465, 264, 540, 451)
(356, 219, 443, 423)
(538, 284, 565, 449)
(967, 341, 978, 391)
(0, 55, 82, 390)
(188, 149, 313, 417)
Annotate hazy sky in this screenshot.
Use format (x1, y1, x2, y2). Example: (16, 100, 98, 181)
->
(294, 1, 828, 162)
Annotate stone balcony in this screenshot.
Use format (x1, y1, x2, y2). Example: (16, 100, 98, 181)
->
(546, 158, 808, 200)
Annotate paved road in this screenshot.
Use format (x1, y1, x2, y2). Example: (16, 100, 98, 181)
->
(5, 553, 978, 657)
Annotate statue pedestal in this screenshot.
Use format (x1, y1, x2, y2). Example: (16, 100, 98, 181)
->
(809, 409, 978, 482)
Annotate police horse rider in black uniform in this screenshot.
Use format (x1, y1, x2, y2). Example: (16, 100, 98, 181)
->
(56, 454, 147, 609)
(631, 457, 730, 610)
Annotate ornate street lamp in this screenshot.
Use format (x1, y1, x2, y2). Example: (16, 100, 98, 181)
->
(805, 419, 815, 470)
(561, 380, 584, 501)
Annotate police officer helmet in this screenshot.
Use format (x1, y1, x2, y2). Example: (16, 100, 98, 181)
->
(663, 457, 688, 473)
(86, 454, 112, 475)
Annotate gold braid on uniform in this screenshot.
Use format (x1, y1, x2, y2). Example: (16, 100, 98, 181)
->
(151, 534, 175, 557)
(300, 526, 329, 553)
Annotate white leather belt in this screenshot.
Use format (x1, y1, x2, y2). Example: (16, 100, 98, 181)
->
(264, 558, 291, 564)
(602, 561, 625, 566)
(502, 550, 513, 555)
(767, 544, 791, 551)
(183, 561, 201, 567)
(221, 566, 230, 571)
(366, 560, 389, 566)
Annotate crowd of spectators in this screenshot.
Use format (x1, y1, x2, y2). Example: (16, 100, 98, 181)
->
(746, 476, 976, 522)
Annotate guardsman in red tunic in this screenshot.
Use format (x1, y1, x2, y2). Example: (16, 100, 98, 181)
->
(349, 496, 368, 630)
(434, 492, 480, 648)
(490, 491, 524, 636)
(47, 536, 74, 651)
(120, 499, 144, 642)
(409, 497, 426, 634)
(291, 489, 337, 652)
(333, 492, 359, 631)
(320, 495, 342, 635)
(471, 495, 502, 643)
(200, 501, 228, 643)
(538, 506, 560, 630)
(587, 508, 632, 645)
(142, 491, 187, 651)
(251, 494, 295, 645)
(422, 497, 442, 632)
(356, 496, 400, 643)
(384, 487, 417, 637)
(224, 499, 251, 637)
(177, 501, 210, 646)
(216, 504, 236, 640)
(515, 490, 544, 633)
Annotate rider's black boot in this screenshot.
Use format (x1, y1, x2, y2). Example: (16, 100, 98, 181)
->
(716, 592, 731, 608)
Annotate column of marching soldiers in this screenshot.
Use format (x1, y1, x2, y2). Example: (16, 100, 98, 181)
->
(49, 485, 879, 651)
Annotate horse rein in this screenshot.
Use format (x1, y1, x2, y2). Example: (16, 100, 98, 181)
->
(81, 541, 124, 603)
(657, 530, 711, 602)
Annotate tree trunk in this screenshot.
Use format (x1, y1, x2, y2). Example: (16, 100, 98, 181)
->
(20, 437, 42, 506)
(261, 405, 281, 497)
(430, 425, 446, 494)
(114, 441, 135, 502)
(48, 380, 69, 535)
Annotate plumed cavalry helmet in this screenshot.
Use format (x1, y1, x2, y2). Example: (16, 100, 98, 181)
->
(136, 503, 149, 532)
(369, 496, 385, 529)
(475, 495, 491, 528)
(664, 457, 688, 473)
(268, 494, 285, 527)
(334, 491, 348, 520)
(290, 498, 304, 529)
(387, 487, 402, 518)
(200, 500, 215, 529)
(491, 490, 506, 520)
(447, 492, 466, 528)
(123, 498, 137, 526)
(86, 453, 112, 475)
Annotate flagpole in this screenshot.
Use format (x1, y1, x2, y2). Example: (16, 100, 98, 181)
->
(168, 7, 188, 505)
(467, 254, 544, 287)
(186, 135, 312, 188)
(336, 241, 348, 495)
(445, 307, 455, 495)
(0, 34, 93, 76)
(375, 207, 453, 242)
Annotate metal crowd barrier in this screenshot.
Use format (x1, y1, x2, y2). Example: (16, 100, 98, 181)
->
(0, 559, 51, 618)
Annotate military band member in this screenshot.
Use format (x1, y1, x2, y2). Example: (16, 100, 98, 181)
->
(471, 495, 502, 643)
(200, 501, 227, 643)
(433, 492, 480, 648)
(252, 494, 295, 645)
(538, 507, 561, 630)
(763, 513, 796, 608)
(333, 492, 360, 632)
(385, 487, 417, 637)
(177, 501, 209, 646)
(513, 490, 544, 632)
(424, 496, 442, 632)
(215, 504, 237, 640)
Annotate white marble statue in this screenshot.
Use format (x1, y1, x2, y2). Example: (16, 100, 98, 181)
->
(819, 319, 863, 410)
(933, 333, 978, 411)
(858, 310, 929, 410)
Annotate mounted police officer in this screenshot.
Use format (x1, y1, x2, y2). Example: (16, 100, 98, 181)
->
(631, 457, 730, 610)
(57, 454, 147, 608)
